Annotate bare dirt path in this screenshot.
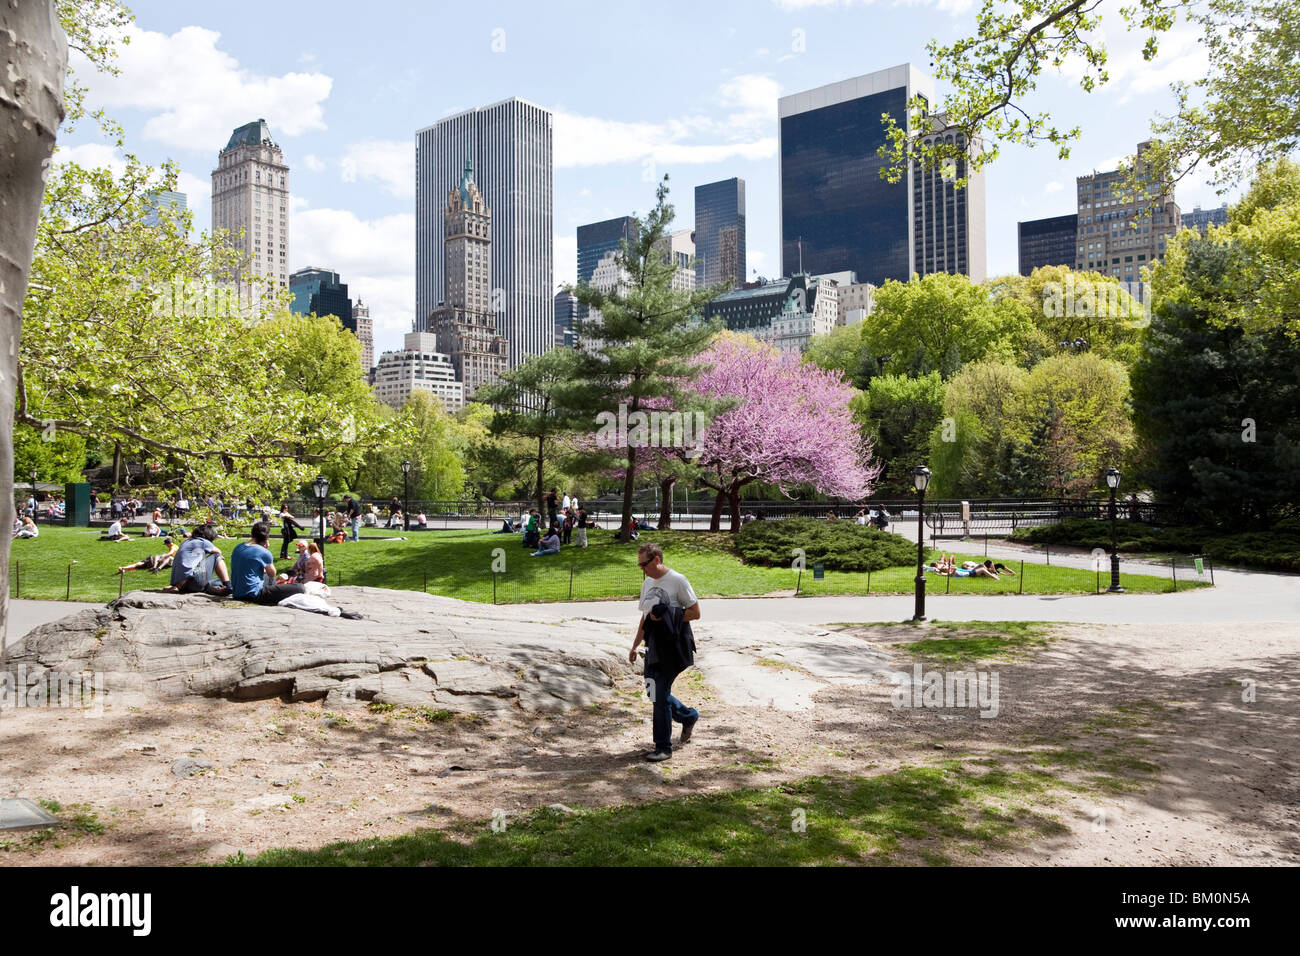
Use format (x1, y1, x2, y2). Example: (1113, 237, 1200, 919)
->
(1, 617, 1295, 866)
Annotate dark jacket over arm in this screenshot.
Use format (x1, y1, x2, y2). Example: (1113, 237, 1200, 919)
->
(643, 602, 696, 674)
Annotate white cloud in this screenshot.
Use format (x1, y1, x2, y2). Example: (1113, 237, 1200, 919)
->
(302, 154, 327, 172)
(1045, 181, 1063, 194)
(1059, 21, 1208, 105)
(554, 74, 779, 169)
(291, 208, 414, 343)
(339, 139, 414, 198)
(80, 25, 333, 153)
(771, 0, 971, 13)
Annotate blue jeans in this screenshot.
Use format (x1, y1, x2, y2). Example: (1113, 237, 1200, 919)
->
(349, 516, 361, 542)
(644, 663, 698, 753)
(531, 547, 559, 556)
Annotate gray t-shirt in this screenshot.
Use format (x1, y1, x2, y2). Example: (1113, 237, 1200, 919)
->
(639, 568, 697, 616)
(170, 537, 218, 586)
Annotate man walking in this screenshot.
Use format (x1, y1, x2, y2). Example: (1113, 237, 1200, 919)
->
(628, 543, 700, 762)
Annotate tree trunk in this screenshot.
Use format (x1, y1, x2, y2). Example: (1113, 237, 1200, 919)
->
(619, 443, 638, 542)
(0, 2, 65, 655)
(728, 487, 741, 533)
(535, 434, 545, 518)
(708, 490, 725, 532)
(658, 476, 675, 529)
(112, 439, 123, 489)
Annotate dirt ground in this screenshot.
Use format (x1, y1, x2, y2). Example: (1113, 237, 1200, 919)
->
(1, 619, 1296, 866)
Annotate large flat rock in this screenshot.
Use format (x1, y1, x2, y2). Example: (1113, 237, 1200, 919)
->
(2, 588, 633, 715)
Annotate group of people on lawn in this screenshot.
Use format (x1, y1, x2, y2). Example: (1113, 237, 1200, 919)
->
(925, 554, 1016, 578)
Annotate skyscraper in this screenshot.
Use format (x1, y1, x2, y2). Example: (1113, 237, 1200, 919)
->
(911, 115, 986, 282)
(416, 98, 553, 367)
(576, 215, 638, 324)
(211, 119, 289, 301)
(554, 290, 577, 349)
(353, 300, 374, 373)
(1074, 140, 1181, 297)
(1018, 214, 1078, 275)
(694, 178, 746, 289)
(289, 267, 353, 329)
(422, 159, 508, 399)
(779, 65, 934, 285)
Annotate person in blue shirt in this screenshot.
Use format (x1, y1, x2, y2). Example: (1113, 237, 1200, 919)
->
(167, 526, 231, 595)
(231, 521, 306, 604)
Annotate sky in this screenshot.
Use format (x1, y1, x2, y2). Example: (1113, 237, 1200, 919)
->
(60, 0, 1241, 358)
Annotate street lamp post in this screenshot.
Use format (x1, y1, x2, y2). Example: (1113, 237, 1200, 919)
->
(876, 354, 892, 377)
(912, 465, 931, 622)
(401, 459, 412, 532)
(313, 475, 330, 564)
(29, 469, 38, 523)
(1105, 467, 1124, 593)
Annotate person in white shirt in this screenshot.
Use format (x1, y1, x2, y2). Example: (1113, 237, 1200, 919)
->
(561, 492, 572, 512)
(103, 519, 131, 542)
(628, 543, 701, 761)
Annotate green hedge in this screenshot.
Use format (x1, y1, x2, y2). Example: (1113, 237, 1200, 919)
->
(1011, 518, 1300, 573)
(735, 516, 918, 572)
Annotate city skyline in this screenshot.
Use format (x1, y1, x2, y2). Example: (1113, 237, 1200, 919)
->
(63, 0, 1244, 360)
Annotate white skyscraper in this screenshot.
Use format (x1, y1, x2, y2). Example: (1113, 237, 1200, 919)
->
(416, 98, 554, 369)
(211, 119, 289, 303)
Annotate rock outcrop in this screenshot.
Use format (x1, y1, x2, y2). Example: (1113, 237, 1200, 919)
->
(3, 588, 634, 715)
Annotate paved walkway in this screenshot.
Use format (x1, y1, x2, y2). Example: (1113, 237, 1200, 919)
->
(4, 600, 100, 652)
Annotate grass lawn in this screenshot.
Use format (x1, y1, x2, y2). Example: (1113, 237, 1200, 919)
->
(9, 525, 1208, 605)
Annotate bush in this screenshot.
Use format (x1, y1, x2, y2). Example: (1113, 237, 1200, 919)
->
(1011, 518, 1300, 573)
(735, 516, 917, 572)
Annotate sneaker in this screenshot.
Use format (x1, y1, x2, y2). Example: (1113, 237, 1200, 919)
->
(679, 716, 699, 744)
(339, 610, 364, 620)
(644, 749, 672, 763)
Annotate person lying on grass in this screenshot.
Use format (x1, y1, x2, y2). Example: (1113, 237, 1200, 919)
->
(118, 537, 179, 575)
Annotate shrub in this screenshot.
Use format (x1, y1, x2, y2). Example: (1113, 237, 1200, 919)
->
(735, 516, 917, 572)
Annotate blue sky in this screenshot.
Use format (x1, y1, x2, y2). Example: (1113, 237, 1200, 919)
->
(61, 0, 1239, 357)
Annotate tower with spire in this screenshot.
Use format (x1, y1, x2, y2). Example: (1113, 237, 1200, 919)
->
(420, 158, 508, 398)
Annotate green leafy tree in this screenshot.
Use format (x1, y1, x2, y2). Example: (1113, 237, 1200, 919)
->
(13, 422, 87, 486)
(881, 1, 1298, 193)
(803, 323, 876, 388)
(569, 177, 722, 541)
(986, 265, 1147, 367)
(851, 372, 946, 496)
(863, 273, 1035, 379)
(476, 347, 584, 517)
(929, 360, 1028, 497)
(1134, 231, 1300, 527)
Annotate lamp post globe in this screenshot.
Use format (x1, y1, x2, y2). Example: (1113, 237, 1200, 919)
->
(911, 465, 931, 621)
(1104, 467, 1124, 593)
(401, 459, 412, 532)
(312, 475, 330, 562)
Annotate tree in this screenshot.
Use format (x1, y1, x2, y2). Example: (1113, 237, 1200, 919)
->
(13, 422, 87, 486)
(802, 322, 876, 389)
(569, 177, 722, 541)
(477, 347, 583, 517)
(929, 360, 1029, 498)
(2, 0, 67, 645)
(863, 273, 1035, 379)
(1133, 230, 1300, 526)
(675, 333, 879, 532)
(882, 1, 1298, 193)
(19, 152, 385, 504)
(851, 372, 946, 496)
(986, 265, 1147, 367)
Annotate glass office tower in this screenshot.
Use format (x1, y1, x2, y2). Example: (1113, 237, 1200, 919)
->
(779, 65, 934, 285)
(694, 178, 746, 289)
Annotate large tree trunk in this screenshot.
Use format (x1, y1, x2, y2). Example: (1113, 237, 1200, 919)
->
(535, 434, 545, 518)
(1, 3, 65, 654)
(657, 476, 675, 530)
(112, 439, 123, 488)
(708, 489, 725, 532)
(728, 488, 741, 533)
(619, 443, 638, 542)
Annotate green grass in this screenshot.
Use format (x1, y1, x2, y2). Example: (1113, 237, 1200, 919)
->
(11, 525, 1207, 605)
(897, 622, 1056, 663)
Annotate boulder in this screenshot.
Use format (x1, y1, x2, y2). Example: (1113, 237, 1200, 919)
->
(3, 587, 634, 716)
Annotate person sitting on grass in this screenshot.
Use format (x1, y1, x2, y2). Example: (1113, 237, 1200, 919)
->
(143, 520, 162, 538)
(388, 509, 404, 530)
(102, 519, 131, 542)
(416, 512, 428, 529)
(166, 526, 232, 596)
(522, 510, 540, 550)
(281, 539, 310, 582)
(118, 537, 179, 575)
(531, 527, 561, 557)
(15, 516, 39, 539)
(495, 516, 517, 534)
